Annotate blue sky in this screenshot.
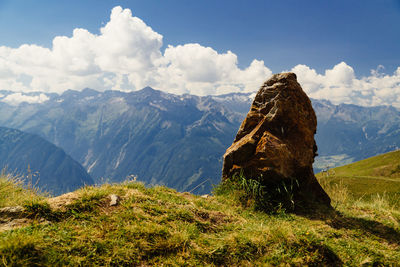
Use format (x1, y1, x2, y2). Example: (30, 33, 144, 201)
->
(0, 0, 399, 107)
(1, 0, 399, 75)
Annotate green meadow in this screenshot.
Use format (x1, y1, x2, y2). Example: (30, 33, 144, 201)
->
(0, 151, 399, 266)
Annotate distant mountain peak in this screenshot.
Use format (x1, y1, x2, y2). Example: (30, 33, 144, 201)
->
(140, 86, 156, 92)
(81, 88, 101, 96)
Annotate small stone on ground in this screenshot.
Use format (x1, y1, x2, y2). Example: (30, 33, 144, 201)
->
(109, 194, 119, 206)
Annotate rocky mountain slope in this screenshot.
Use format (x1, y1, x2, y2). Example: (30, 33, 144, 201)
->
(0, 88, 399, 193)
(313, 100, 400, 169)
(0, 88, 241, 194)
(0, 127, 93, 195)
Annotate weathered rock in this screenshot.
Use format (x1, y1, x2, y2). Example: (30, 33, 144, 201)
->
(0, 206, 24, 218)
(0, 206, 50, 232)
(222, 72, 331, 208)
(109, 194, 120, 206)
(47, 192, 79, 211)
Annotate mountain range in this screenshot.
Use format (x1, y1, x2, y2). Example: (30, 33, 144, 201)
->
(0, 126, 93, 195)
(0, 87, 399, 194)
(211, 93, 400, 171)
(0, 88, 241, 194)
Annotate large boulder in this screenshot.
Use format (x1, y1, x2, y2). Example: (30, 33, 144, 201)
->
(222, 72, 331, 209)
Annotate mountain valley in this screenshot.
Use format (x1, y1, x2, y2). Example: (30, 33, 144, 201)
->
(0, 127, 93, 195)
(0, 88, 399, 194)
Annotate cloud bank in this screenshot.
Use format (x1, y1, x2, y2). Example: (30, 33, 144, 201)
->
(0, 6, 399, 107)
(1, 93, 49, 106)
(292, 63, 400, 108)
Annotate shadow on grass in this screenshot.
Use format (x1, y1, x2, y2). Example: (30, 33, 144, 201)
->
(290, 239, 344, 266)
(328, 212, 400, 245)
(298, 206, 400, 246)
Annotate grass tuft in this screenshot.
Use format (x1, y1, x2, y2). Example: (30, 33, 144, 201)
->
(0, 172, 44, 208)
(214, 171, 304, 213)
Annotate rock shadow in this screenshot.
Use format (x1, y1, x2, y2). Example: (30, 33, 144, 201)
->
(298, 207, 400, 246)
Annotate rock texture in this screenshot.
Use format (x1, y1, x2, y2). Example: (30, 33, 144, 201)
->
(222, 72, 331, 207)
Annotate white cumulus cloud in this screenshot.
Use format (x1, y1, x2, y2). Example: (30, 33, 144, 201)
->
(0, 6, 270, 96)
(156, 43, 272, 95)
(293, 62, 400, 108)
(0, 6, 399, 108)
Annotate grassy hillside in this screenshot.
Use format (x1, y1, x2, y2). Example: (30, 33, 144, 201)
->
(0, 172, 44, 207)
(316, 149, 400, 201)
(0, 173, 399, 266)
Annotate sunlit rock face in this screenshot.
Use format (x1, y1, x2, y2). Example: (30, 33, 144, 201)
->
(222, 72, 331, 207)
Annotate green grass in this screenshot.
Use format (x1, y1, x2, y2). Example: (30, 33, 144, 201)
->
(317, 150, 400, 204)
(0, 172, 44, 208)
(329, 149, 400, 178)
(0, 173, 399, 266)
